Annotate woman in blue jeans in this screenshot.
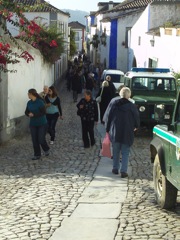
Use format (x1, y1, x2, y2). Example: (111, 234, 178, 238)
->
(45, 86, 63, 145)
(25, 88, 50, 160)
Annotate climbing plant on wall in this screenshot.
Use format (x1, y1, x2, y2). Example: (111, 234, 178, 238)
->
(0, 0, 65, 72)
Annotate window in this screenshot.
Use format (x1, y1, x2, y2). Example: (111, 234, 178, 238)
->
(132, 77, 176, 91)
(138, 36, 141, 46)
(125, 27, 131, 48)
(75, 32, 80, 41)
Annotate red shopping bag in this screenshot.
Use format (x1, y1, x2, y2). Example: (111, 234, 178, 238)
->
(101, 133, 111, 158)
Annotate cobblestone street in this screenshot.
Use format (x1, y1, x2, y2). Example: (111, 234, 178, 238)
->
(0, 81, 180, 240)
(116, 135, 180, 240)
(0, 82, 101, 240)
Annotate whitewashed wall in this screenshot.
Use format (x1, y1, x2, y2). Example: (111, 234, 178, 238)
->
(0, 39, 54, 143)
(7, 44, 54, 120)
(100, 21, 111, 68)
(130, 4, 180, 72)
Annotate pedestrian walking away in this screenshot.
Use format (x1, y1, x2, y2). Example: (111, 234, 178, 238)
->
(103, 85, 135, 128)
(45, 86, 63, 145)
(71, 68, 83, 102)
(106, 87, 140, 178)
(77, 90, 98, 148)
(25, 88, 50, 160)
(96, 75, 116, 124)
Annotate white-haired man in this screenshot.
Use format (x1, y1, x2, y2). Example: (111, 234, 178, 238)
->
(39, 85, 49, 99)
(106, 87, 140, 178)
(103, 86, 135, 127)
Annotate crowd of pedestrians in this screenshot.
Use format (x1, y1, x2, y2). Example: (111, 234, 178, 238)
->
(25, 52, 140, 178)
(66, 54, 101, 101)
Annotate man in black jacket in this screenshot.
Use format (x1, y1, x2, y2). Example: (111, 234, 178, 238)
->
(106, 87, 140, 178)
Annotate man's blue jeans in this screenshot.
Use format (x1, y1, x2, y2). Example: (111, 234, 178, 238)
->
(112, 142, 130, 173)
(30, 124, 49, 157)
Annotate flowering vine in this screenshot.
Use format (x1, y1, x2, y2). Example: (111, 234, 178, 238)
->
(0, 0, 65, 72)
(17, 17, 64, 63)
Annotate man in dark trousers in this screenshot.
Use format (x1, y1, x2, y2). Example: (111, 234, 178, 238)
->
(77, 90, 98, 148)
(106, 87, 140, 178)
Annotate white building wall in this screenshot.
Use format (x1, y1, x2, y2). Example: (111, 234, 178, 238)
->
(74, 28, 83, 52)
(146, 29, 180, 72)
(130, 8, 149, 68)
(100, 21, 111, 68)
(0, 39, 54, 142)
(130, 4, 180, 72)
(7, 41, 54, 120)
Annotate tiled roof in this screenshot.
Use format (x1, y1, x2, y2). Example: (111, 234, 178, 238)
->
(68, 21, 85, 29)
(96, 2, 120, 13)
(110, 0, 180, 12)
(14, 0, 70, 15)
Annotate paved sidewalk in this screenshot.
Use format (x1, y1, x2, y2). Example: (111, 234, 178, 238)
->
(50, 124, 129, 240)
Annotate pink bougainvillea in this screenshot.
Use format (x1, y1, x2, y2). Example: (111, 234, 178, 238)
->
(0, 0, 64, 72)
(50, 40, 58, 48)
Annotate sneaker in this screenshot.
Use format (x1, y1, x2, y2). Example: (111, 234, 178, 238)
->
(50, 141, 54, 145)
(112, 169, 119, 175)
(121, 172, 128, 178)
(31, 156, 41, 160)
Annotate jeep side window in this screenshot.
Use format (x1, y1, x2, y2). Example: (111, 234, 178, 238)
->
(155, 78, 176, 91)
(133, 77, 148, 89)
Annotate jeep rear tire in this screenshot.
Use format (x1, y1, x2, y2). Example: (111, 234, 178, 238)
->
(153, 154, 177, 209)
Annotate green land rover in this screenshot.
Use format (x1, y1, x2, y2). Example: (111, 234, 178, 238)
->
(124, 68, 177, 128)
(150, 90, 180, 209)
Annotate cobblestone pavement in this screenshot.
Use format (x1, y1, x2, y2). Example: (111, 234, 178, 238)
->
(0, 81, 180, 240)
(0, 83, 101, 240)
(116, 131, 180, 240)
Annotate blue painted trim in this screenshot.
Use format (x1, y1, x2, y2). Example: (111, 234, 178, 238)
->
(91, 16, 95, 26)
(109, 19, 117, 69)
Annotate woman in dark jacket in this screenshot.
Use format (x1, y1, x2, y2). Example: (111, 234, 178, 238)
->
(77, 90, 98, 148)
(25, 88, 50, 160)
(71, 69, 83, 102)
(96, 76, 116, 123)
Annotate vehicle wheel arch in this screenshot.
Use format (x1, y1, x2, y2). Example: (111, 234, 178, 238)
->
(150, 137, 166, 175)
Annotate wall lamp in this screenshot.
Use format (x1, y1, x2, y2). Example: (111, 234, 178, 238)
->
(100, 32, 106, 46)
(150, 35, 155, 47)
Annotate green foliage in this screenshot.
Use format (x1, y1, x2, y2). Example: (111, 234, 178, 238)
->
(41, 26, 65, 63)
(69, 29, 76, 57)
(0, 0, 65, 72)
(18, 19, 65, 63)
(173, 72, 180, 80)
(164, 21, 174, 28)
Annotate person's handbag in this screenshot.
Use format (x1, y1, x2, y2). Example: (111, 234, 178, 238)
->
(101, 133, 111, 158)
(96, 86, 104, 103)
